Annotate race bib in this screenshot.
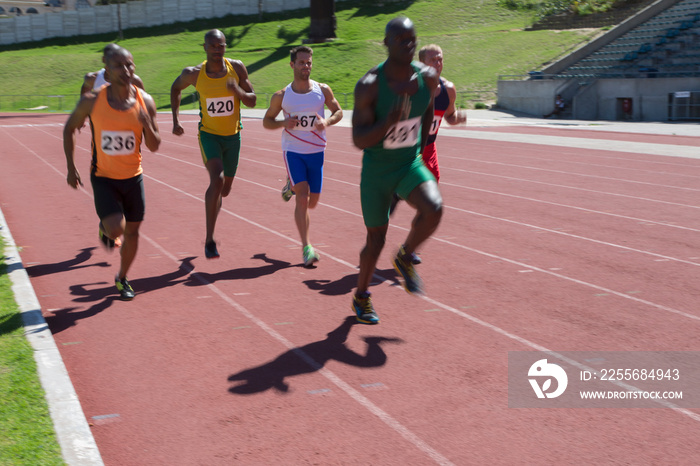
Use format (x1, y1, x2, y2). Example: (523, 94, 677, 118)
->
(206, 96, 236, 117)
(101, 130, 136, 156)
(290, 112, 319, 131)
(384, 116, 421, 149)
(429, 115, 443, 135)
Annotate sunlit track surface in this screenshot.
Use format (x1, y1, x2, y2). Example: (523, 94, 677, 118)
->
(1, 112, 699, 465)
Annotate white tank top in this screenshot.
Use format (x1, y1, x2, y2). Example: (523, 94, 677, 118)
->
(280, 80, 327, 154)
(92, 68, 108, 92)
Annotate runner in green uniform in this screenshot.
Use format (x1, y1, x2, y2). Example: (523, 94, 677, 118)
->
(351, 17, 442, 324)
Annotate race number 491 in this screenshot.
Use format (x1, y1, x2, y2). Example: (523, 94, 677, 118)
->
(384, 116, 421, 149)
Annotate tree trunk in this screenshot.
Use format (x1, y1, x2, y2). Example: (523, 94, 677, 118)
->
(309, 0, 336, 42)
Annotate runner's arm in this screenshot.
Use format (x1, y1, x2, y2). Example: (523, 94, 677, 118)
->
(352, 72, 400, 150)
(80, 72, 96, 95)
(170, 67, 198, 135)
(63, 95, 97, 188)
(316, 84, 343, 130)
(262, 90, 296, 130)
(229, 60, 257, 108)
(443, 79, 467, 126)
(140, 92, 161, 152)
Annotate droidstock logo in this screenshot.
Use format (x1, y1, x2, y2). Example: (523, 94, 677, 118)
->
(528, 359, 568, 399)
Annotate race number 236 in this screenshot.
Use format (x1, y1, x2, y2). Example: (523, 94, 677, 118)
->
(101, 131, 136, 156)
(206, 96, 236, 117)
(384, 116, 421, 149)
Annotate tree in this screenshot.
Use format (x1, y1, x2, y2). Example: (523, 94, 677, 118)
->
(309, 0, 336, 42)
(98, 0, 125, 40)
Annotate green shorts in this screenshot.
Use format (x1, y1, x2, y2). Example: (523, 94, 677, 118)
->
(360, 154, 435, 228)
(198, 131, 241, 177)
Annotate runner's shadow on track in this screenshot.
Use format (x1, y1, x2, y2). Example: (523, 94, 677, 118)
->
(303, 268, 398, 296)
(26, 247, 110, 278)
(227, 316, 403, 395)
(186, 253, 292, 286)
(45, 257, 195, 334)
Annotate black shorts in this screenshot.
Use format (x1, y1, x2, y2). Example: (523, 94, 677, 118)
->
(91, 173, 145, 222)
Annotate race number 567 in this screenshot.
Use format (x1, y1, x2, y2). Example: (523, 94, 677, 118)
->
(291, 113, 318, 131)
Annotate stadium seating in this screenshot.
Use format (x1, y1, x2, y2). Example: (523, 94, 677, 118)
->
(554, 0, 700, 78)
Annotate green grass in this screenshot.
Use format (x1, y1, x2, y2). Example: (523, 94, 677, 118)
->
(0, 0, 599, 111)
(0, 236, 64, 465)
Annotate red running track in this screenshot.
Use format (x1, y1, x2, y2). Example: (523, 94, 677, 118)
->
(1, 112, 700, 465)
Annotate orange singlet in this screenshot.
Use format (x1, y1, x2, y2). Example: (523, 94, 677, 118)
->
(89, 85, 145, 179)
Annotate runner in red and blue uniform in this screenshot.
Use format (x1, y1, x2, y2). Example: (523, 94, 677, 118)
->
(418, 44, 468, 182)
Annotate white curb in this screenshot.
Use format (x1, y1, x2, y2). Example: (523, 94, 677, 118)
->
(0, 208, 103, 466)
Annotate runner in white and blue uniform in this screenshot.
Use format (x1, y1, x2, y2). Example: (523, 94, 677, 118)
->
(263, 45, 343, 267)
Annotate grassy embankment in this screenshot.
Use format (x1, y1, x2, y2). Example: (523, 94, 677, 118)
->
(0, 0, 599, 111)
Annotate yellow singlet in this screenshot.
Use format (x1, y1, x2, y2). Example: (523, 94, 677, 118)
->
(90, 85, 145, 179)
(195, 59, 242, 136)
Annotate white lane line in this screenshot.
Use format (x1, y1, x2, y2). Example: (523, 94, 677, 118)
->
(447, 167, 700, 210)
(441, 181, 700, 233)
(445, 205, 700, 267)
(6, 124, 453, 464)
(440, 129, 700, 160)
(453, 157, 700, 192)
(19, 123, 700, 430)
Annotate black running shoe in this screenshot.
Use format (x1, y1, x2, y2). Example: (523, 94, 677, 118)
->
(115, 276, 135, 300)
(409, 252, 422, 265)
(352, 292, 380, 325)
(393, 245, 424, 295)
(99, 224, 115, 251)
(204, 241, 220, 259)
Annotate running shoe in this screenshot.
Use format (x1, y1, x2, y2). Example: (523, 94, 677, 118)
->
(281, 178, 294, 202)
(409, 251, 422, 265)
(303, 244, 319, 267)
(392, 245, 424, 295)
(204, 241, 220, 259)
(98, 223, 115, 251)
(115, 276, 135, 300)
(352, 292, 380, 325)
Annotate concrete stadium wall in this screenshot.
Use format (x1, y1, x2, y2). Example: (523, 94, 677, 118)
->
(0, 0, 309, 45)
(498, 76, 700, 121)
(497, 79, 561, 116)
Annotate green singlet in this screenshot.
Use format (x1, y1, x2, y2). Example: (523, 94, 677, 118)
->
(360, 61, 435, 228)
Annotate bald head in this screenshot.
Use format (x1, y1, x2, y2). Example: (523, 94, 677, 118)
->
(383, 16, 417, 64)
(385, 17, 414, 38)
(204, 29, 225, 43)
(102, 43, 121, 64)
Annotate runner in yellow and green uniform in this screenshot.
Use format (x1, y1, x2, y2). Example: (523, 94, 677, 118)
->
(171, 29, 257, 259)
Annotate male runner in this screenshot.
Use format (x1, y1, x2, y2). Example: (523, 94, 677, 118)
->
(418, 44, 467, 182)
(170, 29, 257, 259)
(262, 45, 343, 267)
(64, 46, 161, 300)
(81, 43, 145, 95)
(351, 17, 442, 324)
